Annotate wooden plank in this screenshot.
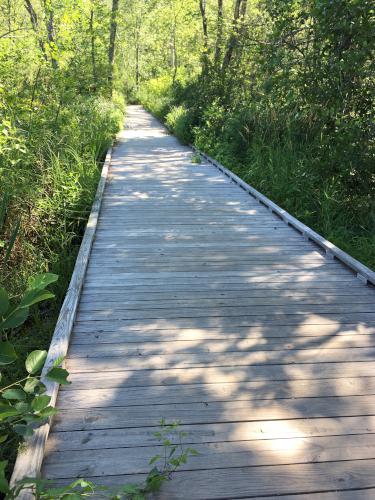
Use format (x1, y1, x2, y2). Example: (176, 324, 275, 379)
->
(85, 262, 342, 273)
(70, 324, 375, 345)
(42, 433, 375, 479)
(75, 304, 375, 322)
(56, 377, 375, 409)
(44, 415, 375, 452)
(250, 492, 375, 500)
(91, 241, 317, 249)
(68, 335, 375, 356)
(78, 296, 375, 310)
(73, 313, 375, 331)
(63, 361, 375, 390)
(50, 395, 375, 432)
(79, 289, 375, 303)
(69, 460, 375, 499)
(81, 281, 366, 292)
(10, 149, 114, 492)
(65, 347, 375, 372)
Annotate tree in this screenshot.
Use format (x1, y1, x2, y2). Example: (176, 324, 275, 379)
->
(108, 0, 120, 92)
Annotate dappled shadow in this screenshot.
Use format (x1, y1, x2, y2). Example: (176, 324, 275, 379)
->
(41, 105, 375, 498)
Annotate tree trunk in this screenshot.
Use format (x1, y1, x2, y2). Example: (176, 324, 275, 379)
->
(171, 16, 178, 83)
(214, 0, 223, 66)
(23, 0, 48, 61)
(199, 0, 209, 69)
(222, 0, 247, 71)
(108, 0, 119, 92)
(46, 9, 58, 69)
(90, 7, 97, 87)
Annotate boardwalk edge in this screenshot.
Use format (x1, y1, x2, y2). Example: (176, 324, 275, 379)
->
(9, 146, 113, 496)
(191, 146, 375, 286)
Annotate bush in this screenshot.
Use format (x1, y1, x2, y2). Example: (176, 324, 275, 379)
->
(137, 76, 174, 120)
(165, 106, 194, 144)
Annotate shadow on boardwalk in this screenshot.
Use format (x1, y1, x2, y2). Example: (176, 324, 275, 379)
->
(42, 106, 375, 499)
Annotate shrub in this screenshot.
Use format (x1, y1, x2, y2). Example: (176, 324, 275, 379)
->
(165, 106, 194, 144)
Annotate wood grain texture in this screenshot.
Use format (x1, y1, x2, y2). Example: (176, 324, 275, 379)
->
(37, 106, 375, 499)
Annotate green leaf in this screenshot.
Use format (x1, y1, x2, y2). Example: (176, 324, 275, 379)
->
(14, 401, 30, 413)
(2, 388, 26, 401)
(19, 289, 54, 309)
(46, 367, 70, 385)
(0, 403, 20, 420)
(28, 273, 58, 291)
(0, 435, 8, 445)
(0, 461, 9, 494)
(25, 350, 47, 374)
(0, 341, 17, 365)
(168, 445, 177, 457)
(120, 483, 143, 494)
(188, 448, 199, 456)
(13, 424, 33, 437)
(53, 355, 65, 367)
(31, 395, 51, 412)
(38, 406, 58, 418)
(145, 467, 165, 492)
(0, 288, 9, 316)
(24, 377, 41, 394)
(149, 454, 161, 465)
(22, 414, 43, 424)
(0, 306, 29, 330)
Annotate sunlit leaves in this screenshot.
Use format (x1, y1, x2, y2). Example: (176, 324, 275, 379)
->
(46, 367, 70, 385)
(25, 350, 47, 375)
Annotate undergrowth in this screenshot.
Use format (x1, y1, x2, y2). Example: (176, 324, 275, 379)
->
(0, 91, 125, 473)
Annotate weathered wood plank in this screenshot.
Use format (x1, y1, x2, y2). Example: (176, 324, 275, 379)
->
(77, 300, 374, 321)
(71, 460, 375, 499)
(50, 395, 375, 432)
(67, 335, 375, 357)
(56, 377, 375, 409)
(42, 433, 375, 479)
(70, 324, 375, 345)
(73, 313, 375, 331)
(79, 289, 375, 304)
(44, 415, 375, 452)
(63, 361, 375, 390)
(65, 347, 375, 372)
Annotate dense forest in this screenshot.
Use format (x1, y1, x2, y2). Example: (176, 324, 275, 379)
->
(0, 0, 374, 489)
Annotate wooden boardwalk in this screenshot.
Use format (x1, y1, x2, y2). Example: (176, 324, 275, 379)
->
(41, 106, 375, 498)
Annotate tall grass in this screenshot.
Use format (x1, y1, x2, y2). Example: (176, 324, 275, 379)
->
(0, 93, 124, 472)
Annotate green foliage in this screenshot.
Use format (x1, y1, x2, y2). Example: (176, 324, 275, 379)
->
(0, 275, 71, 484)
(0, 0, 125, 475)
(138, 76, 174, 120)
(165, 106, 194, 144)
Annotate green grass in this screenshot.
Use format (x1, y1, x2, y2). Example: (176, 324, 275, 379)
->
(196, 135, 375, 270)
(0, 94, 125, 476)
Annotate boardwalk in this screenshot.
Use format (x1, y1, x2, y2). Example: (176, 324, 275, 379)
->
(41, 106, 375, 498)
